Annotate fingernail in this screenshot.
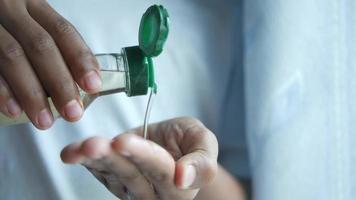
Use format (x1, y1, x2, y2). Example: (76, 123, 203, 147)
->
(181, 165, 196, 189)
(6, 99, 21, 117)
(84, 71, 102, 92)
(36, 109, 53, 129)
(64, 100, 83, 120)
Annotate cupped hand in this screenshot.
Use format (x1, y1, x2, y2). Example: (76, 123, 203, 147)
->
(61, 117, 219, 200)
(0, 0, 102, 129)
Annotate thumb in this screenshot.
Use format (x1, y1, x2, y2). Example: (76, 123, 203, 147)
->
(175, 151, 218, 189)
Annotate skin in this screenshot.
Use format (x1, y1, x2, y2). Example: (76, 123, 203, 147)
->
(195, 165, 247, 200)
(0, 1, 246, 199)
(61, 117, 246, 200)
(0, 0, 102, 129)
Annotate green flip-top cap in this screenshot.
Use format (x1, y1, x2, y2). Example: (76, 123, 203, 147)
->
(139, 5, 169, 57)
(124, 5, 169, 96)
(124, 46, 150, 96)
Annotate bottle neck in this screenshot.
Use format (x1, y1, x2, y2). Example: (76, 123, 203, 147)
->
(95, 53, 126, 71)
(94, 53, 128, 96)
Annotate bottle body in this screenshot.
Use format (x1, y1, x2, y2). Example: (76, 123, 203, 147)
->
(0, 53, 128, 127)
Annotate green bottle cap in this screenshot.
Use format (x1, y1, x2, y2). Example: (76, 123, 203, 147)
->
(123, 5, 169, 96)
(124, 46, 149, 96)
(139, 5, 169, 57)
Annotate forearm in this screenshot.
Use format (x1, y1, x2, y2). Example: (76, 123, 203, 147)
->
(194, 164, 246, 200)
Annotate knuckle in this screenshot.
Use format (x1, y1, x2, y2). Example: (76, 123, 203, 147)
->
(185, 122, 213, 141)
(53, 18, 76, 35)
(0, 42, 25, 63)
(30, 33, 55, 54)
(76, 49, 93, 60)
(18, 86, 45, 108)
(73, 49, 94, 65)
(70, 49, 97, 73)
(185, 124, 205, 139)
(27, 87, 44, 102)
(81, 136, 105, 152)
(48, 78, 76, 96)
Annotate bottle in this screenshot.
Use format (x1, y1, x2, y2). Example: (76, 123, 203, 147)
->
(0, 5, 169, 127)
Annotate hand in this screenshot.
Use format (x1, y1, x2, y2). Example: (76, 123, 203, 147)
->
(0, 0, 102, 129)
(61, 117, 219, 200)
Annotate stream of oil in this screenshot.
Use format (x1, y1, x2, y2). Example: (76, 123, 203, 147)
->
(143, 88, 156, 139)
(142, 88, 156, 139)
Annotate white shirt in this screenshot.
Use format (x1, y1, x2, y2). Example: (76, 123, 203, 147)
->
(245, 0, 356, 199)
(0, 1, 241, 199)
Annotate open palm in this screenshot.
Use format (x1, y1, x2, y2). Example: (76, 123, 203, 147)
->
(61, 117, 218, 200)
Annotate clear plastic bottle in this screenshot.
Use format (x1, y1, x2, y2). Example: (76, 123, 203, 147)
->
(0, 4, 169, 127)
(0, 46, 154, 126)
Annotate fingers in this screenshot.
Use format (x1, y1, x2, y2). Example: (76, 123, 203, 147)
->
(112, 134, 183, 199)
(0, 0, 94, 126)
(104, 151, 156, 199)
(61, 137, 111, 163)
(61, 117, 218, 199)
(175, 151, 217, 189)
(174, 119, 219, 189)
(3, 12, 83, 122)
(0, 75, 21, 118)
(96, 172, 128, 199)
(27, 1, 102, 93)
(116, 117, 219, 192)
(61, 138, 131, 199)
(151, 117, 219, 189)
(0, 25, 53, 129)
(61, 137, 157, 200)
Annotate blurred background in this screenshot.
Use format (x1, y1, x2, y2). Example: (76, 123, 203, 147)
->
(2, 0, 356, 200)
